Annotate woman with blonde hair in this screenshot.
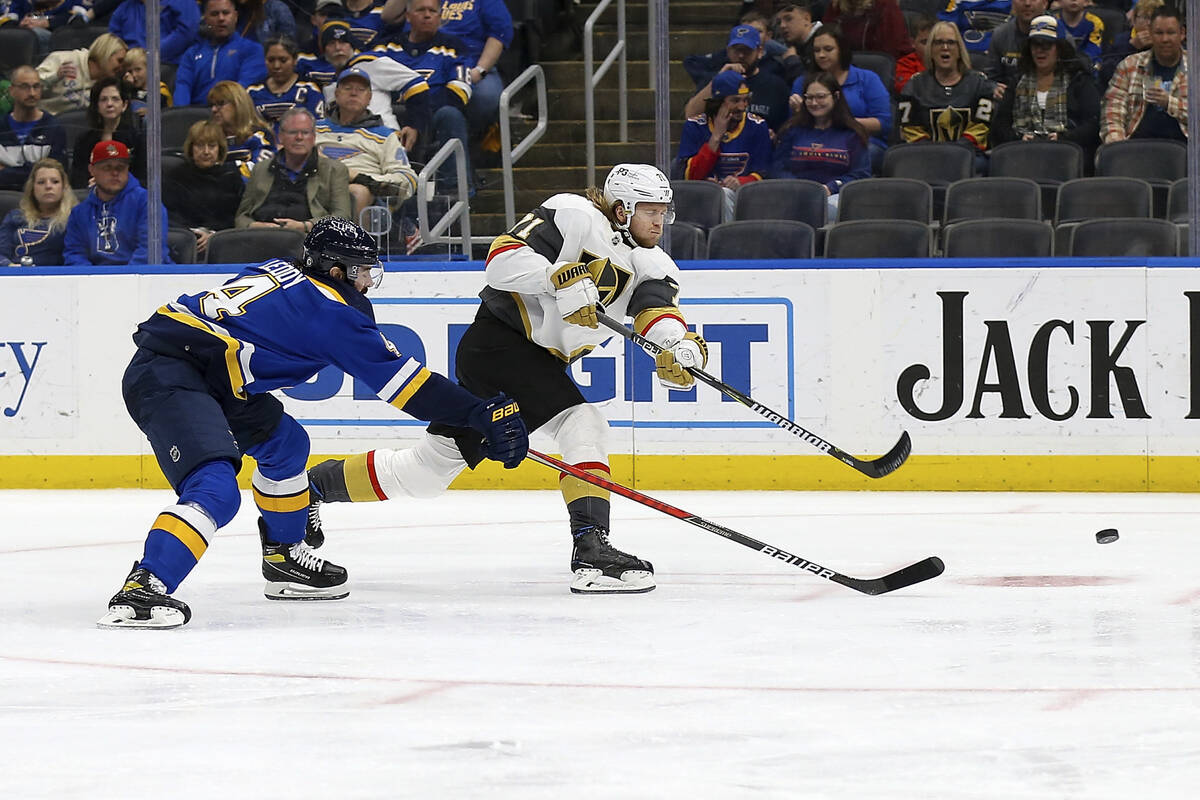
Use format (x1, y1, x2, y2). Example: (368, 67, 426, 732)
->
(36, 32, 128, 114)
(165, 121, 246, 257)
(898, 20, 997, 170)
(207, 80, 275, 180)
(0, 158, 77, 265)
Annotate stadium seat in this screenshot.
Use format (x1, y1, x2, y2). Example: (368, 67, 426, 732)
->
(53, 109, 90, 170)
(1069, 218, 1178, 257)
(1178, 223, 1190, 256)
(707, 220, 815, 259)
(1168, 178, 1189, 223)
(670, 180, 725, 231)
(942, 218, 1054, 258)
(943, 177, 1042, 223)
(989, 140, 1085, 219)
(1096, 139, 1186, 217)
(167, 227, 197, 264)
(837, 178, 932, 223)
(663, 221, 706, 260)
(47, 25, 109, 53)
(206, 228, 305, 264)
(160, 153, 188, 179)
(0, 190, 23, 222)
(1055, 177, 1153, 224)
(161, 107, 214, 153)
(851, 51, 895, 94)
(824, 219, 931, 258)
(733, 179, 826, 228)
(882, 142, 974, 220)
(0, 28, 37, 74)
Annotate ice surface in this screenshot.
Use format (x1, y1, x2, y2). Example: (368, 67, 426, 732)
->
(1, 488, 1198, 799)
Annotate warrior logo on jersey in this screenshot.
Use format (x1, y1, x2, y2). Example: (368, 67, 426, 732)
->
(581, 253, 632, 308)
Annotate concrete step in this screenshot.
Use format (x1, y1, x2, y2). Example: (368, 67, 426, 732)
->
(577, 0, 739, 27)
(540, 59, 700, 93)
(589, 28, 722, 61)
(540, 118, 683, 144)
(469, 184, 605, 216)
(509, 140, 662, 167)
(546, 86, 694, 120)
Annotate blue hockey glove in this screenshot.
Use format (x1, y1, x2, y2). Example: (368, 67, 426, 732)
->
(469, 394, 529, 469)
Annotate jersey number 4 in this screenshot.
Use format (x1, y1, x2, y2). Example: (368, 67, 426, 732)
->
(199, 274, 281, 320)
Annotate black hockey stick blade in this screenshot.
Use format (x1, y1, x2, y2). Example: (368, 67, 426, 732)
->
(526, 449, 944, 596)
(595, 312, 911, 479)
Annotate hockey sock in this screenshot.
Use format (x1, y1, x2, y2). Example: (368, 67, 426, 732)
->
(253, 467, 311, 545)
(561, 462, 612, 536)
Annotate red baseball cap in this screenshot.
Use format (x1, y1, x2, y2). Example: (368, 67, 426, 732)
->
(91, 140, 130, 165)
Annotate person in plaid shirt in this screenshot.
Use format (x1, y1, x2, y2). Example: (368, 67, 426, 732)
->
(1102, 5, 1187, 144)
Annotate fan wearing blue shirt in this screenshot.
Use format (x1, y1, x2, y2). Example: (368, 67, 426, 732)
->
(173, 0, 269, 107)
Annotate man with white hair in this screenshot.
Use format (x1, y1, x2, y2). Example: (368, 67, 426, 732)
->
(303, 164, 707, 595)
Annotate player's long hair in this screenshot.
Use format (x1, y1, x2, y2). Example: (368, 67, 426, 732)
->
(208, 80, 273, 143)
(585, 187, 623, 229)
(20, 158, 77, 232)
(777, 71, 869, 144)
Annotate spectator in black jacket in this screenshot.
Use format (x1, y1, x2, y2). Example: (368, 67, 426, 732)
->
(164, 120, 245, 258)
(682, 24, 791, 132)
(0, 66, 68, 191)
(69, 78, 147, 189)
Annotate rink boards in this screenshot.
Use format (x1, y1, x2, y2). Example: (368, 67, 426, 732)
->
(2, 258, 1200, 491)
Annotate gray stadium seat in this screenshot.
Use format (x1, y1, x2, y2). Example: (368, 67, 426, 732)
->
(663, 222, 706, 260)
(989, 140, 1085, 219)
(161, 107, 215, 153)
(733, 179, 826, 228)
(167, 227, 198, 264)
(838, 178, 933, 223)
(942, 218, 1054, 258)
(0, 28, 37, 73)
(707, 220, 815, 259)
(0, 190, 23, 222)
(824, 219, 931, 258)
(1095, 139, 1186, 217)
(1168, 178, 1189, 223)
(943, 177, 1042, 223)
(1055, 177, 1153, 224)
(670, 180, 725, 231)
(1069, 218, 1178, 257)
(206, 228, 305, 264)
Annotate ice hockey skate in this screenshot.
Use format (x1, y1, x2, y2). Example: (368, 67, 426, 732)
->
(97, 562, 192, 629)
(259, 518, 349, 600)
(570, 526, 655, 594)
(303, 497, 325, 549)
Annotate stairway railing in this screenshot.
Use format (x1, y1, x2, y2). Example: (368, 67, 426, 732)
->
(499, 64, 548, 229)
(416, 139, 472, 254)
(584, 0, 627, 187)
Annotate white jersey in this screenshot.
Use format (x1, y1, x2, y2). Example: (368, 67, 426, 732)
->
(483, 193, 684, 362)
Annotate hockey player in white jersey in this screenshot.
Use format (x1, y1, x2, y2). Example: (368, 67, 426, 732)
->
(305, 164, 709, 593)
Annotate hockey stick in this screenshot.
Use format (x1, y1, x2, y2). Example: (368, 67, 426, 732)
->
(596, 312, 911, 479)
(527, 448, 944, 595)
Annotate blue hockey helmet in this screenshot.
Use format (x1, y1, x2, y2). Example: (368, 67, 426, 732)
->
(302, 217, 383, 289)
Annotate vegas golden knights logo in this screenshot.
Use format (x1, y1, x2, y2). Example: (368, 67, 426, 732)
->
(934, 107, 969, 141)
(581, 253, 632, 307)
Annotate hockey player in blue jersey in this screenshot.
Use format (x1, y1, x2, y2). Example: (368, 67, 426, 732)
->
(97, 217, 529, 629)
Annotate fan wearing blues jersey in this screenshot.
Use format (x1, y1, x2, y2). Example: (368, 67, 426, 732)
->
(97, 217, 529, 630)
(248, 35, 326, 137)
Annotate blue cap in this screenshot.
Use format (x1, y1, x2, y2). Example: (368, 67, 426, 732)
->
(711, 70, 749, 101)
(727, 24, 761, 50)
(336, 67, 372, 86)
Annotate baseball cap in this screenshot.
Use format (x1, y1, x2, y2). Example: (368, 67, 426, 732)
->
(320, 20, 353, 50)
(1028, 15, 1061, 42)
(711, 70, 749, 101)
(91, 140, 130, 165)
(336, 67, 372, 87)
(727, 24, 761, 50)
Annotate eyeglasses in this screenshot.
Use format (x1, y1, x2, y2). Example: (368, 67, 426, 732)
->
(803, 92, 832, 101)
(931, 39, 958, 48)
(210, 99, 230, 108)
(10, 83, 40, 91)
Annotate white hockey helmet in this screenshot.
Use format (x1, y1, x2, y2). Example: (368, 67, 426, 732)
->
(602, 163, 675, 230)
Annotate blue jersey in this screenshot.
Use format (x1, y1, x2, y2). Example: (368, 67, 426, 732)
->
(248, 79, 326, 132)
(1056, 11, 1104, 72)
(438, 0, 513, 62)
(677, 113, 772, 180)
(131, 259, 481, 427)
(227, 130, 275, 180)
(939, 0, 1011, 53)
(373, 33, 473, 109)
(296, 53, 341, 87)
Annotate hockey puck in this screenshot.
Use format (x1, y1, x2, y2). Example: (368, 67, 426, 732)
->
(1095, 528, 1119, 544)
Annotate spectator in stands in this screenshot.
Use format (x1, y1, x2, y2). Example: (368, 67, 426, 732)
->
(425, 0, 513, 137)
(208, 80, 275, 179)
(739, 10, 788, 65)
(248, 35, 326, 135)
(36, 32, 127, 115)
(316, 0, 387, 49)
(937, 0, 1011, 64)
(992, 16, 1099, 159)
(771, 71, 870, 221)
(108, 0, 201, 65)
(15, 1, 83, 57)
(987, 0, 1048, 92)
(63, 139, 171, 265)
(173, 0, 269, 107)
(0, 157, 76, 265)
(677, 71, 770, 220)
(69, 77, 146, 190)
(164, 121, 245, 258)
(121, 47, 172, 117)
(234, 0, 296, 44)
(822, 0, 913, 61)
(683, 24, 791, 133)
(315, 67, 416, 217)
(0, 65, 67, 191)
(297, 19, 358, 87)
(684, 19, 785, 85)
(789, 25, 891, 172)
(1100, 0, 1162, 88)
(1102, 5, 1187, 143)
(776, 3, 823, 84)
(900, 21, 996, 171)
(1054, 0, 1103, 75)
(376, 0, 475, 192)
(236, 107, 350, 230)
(895, 13, 934, 92)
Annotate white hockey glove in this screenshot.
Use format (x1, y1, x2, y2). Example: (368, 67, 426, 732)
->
(655, 331, 708, 389)
(549, 261, 600, 328)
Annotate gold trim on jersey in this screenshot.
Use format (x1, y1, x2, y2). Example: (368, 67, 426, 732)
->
(156, 305, 248, 399)
(559, 471, 610, 503)
(633, 306, 685, 335)
(389, 367, 432, 412)
(306, 277, 349, 305)
(509, 291, 595, 362)
(152, 511, 208, 560)
(488, 234, 525, 260)
(252, 485, 311, 514)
